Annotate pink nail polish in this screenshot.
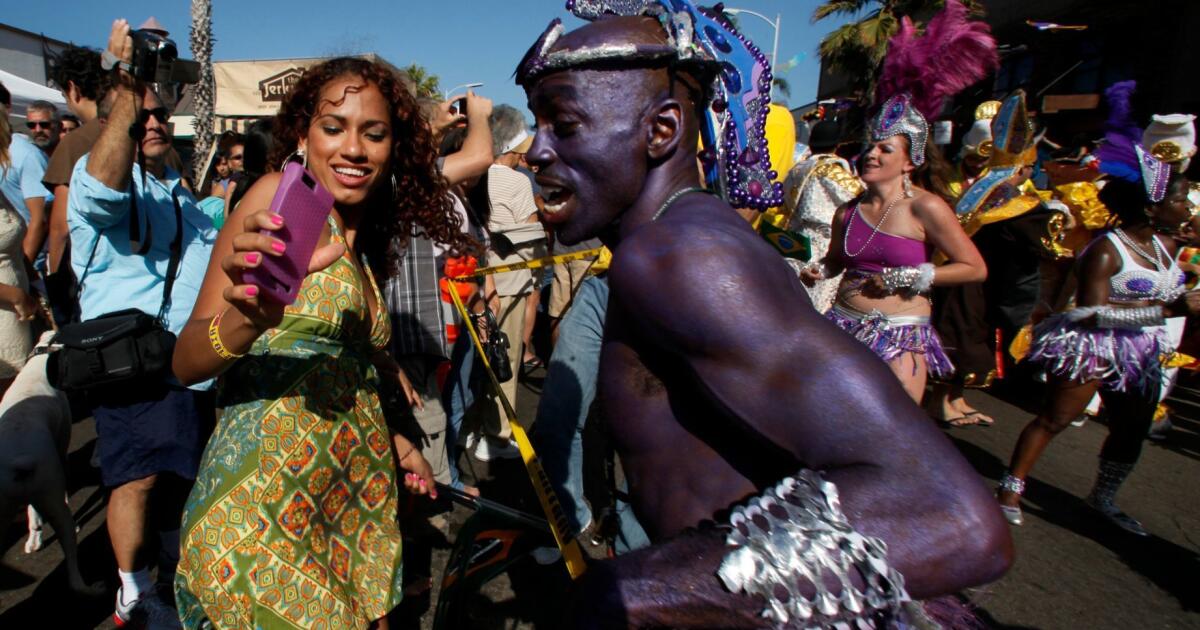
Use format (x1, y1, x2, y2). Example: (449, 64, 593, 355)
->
(271, 241, 285, 253)
(271, 214, 283, 226)
(246, 253, 260, 264)
(246, 286, 259, 297)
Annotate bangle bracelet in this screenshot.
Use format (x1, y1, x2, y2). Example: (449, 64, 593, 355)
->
(208, 309, 246, 361)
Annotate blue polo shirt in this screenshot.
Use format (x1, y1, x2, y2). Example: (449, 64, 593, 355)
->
(0, 134, 49, 223)
(67, 155, 217, 389)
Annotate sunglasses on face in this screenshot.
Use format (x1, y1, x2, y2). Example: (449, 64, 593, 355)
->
(138, 107, 171, 124)
(25, 121, 54, 130)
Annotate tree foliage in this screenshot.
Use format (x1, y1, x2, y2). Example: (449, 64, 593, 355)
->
(401, 63, 441, 99)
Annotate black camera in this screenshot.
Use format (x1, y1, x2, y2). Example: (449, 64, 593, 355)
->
(129, 29, 200, 85)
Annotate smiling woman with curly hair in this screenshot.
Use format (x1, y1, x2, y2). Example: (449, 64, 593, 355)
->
(173, 57, 470, 629)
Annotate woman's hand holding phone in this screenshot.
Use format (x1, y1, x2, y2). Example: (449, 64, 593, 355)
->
(220, 209, 345, 331)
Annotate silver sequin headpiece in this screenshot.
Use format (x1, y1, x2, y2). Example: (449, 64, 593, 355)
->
(515, 0, 784, 210)
(870, 93, 929, 166)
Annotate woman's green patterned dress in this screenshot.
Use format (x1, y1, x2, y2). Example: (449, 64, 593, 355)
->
(176, 223, 402, 629)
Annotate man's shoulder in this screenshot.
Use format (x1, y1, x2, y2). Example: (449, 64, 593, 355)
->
(11, 135, 47, 168)
(613, 198, 762, 285)
(46, 120, 100, 182)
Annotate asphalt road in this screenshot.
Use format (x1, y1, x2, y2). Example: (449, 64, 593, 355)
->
(2, 367, 1198, 629)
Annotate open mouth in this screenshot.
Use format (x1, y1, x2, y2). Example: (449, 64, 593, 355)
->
(538, 181, 575, 223)
(331, 165, 372, 188)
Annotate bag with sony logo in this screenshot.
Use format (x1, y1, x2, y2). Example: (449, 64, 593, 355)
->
(47, 190, 183, 393)
(47, 309, 176, 392)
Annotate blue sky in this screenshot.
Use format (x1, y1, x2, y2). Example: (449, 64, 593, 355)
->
(7, 0, 851, 114)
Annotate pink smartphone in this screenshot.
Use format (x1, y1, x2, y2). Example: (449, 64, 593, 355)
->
(242, 161, 335, 304)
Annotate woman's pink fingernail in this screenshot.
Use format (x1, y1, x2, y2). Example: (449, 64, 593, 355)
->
(246, 286, 259, 297)
(246, 253, 260, 264)
(419, 479, 427, 485)
(271, 241, 286, 254)
(271, 214, 283, 226)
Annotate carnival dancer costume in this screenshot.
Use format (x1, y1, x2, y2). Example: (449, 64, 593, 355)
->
(946, 100, 1000, 200)
(999, 81, 1187, 534)
(825, 0, 996, 380)
(933, 91, 1052, 389)
(773, 121, 864, 312)
(515, 1, 982, 627)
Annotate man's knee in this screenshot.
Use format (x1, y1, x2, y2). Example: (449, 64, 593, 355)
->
(1034, 413, 1073, 434)
(116, 474, 159, 497)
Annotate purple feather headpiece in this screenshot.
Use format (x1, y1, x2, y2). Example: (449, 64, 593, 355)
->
(1096, 81, 1171, 203)
(871, 0, 998, 166)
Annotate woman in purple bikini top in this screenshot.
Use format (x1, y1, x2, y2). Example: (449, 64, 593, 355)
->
(840, 205, 934, 275)
(800, 129, 987, 402)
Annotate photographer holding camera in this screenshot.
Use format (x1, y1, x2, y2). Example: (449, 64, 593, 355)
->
(64, 19, 215, 627)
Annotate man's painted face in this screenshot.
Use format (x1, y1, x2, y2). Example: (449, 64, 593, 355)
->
(526, 70, 648, 245)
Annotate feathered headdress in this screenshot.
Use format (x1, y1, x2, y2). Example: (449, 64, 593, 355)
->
(870, 0, 998, 166)
(1096, 81, 1171, 203)
(515, 0, 783, 209)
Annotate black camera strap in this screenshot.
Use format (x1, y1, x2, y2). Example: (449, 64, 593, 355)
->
(76, 185, 185, 324)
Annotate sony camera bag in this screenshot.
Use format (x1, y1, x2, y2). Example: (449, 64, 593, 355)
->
(48, 189, 184, 393)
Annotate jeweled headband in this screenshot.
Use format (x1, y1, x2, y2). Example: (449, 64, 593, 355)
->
(516, 0, 783, 210)
(870, 94, 928, 166)
(1136, 145, 1171, 204)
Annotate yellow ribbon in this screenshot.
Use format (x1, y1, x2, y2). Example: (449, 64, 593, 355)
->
(446, 280, 589, 579)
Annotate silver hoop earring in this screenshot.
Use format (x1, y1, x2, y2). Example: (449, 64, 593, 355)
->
(281, 148, 307, 170)
(903, 173, 914, 198)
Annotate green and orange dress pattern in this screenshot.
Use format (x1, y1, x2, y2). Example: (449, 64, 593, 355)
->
(176, 226, 401, 629)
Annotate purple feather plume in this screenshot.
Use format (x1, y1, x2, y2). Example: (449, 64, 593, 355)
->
(876, 0, 999, 120)
(1095, 80, 1142, 183)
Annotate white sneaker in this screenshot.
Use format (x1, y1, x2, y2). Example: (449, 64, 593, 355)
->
(473, 437, 521, 461)
(114, 587, 183, 629)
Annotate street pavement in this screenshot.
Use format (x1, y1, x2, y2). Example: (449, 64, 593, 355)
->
(2, 368, 1198, 628)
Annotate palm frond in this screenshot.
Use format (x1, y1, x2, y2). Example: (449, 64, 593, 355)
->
(812, 0, 874, 24)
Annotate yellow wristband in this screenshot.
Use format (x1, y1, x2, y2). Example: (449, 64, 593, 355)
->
(208, 309, 246, 361)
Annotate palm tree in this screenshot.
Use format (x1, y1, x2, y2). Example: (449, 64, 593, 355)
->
(812, 0, 979, 100)
(189, 0, 214, 185)
(401, 64, 440, 99)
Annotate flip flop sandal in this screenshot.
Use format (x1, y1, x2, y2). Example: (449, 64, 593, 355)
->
(934, 414, 970, 428)
(962, 410, 994, 426)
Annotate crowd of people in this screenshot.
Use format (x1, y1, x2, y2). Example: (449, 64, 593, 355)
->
(0, 1, 1197, 628)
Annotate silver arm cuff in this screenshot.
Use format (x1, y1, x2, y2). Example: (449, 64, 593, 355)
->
(1088, 305, 1166, 329)
(717, 470, 915, 628)
(880, 263, 935, 295)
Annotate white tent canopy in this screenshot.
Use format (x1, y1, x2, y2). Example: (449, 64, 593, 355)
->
(0, 68, 67, 117)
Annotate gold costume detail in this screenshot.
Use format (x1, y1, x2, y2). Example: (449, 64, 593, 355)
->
(1150, 140, 1183, 163)
(1056, 181, 1112, 230)
(974, 100, 1002, 121)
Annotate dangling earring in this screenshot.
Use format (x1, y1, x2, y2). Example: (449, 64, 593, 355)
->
(391, 173, 399, 203)
(281, 148, 307, 170)
(903, 173, 914, 198)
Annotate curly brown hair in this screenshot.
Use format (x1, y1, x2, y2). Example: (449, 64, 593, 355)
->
(269, 57, 477, 274)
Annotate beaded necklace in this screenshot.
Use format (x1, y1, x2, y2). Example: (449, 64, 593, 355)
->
(843, 190, 906, 258)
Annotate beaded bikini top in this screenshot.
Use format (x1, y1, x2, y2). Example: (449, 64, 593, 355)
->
(1104, 231, 1186, 303)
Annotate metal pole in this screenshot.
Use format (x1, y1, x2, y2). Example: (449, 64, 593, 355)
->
(771, 13, 780, 74)
(444, 82, 484, 100)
